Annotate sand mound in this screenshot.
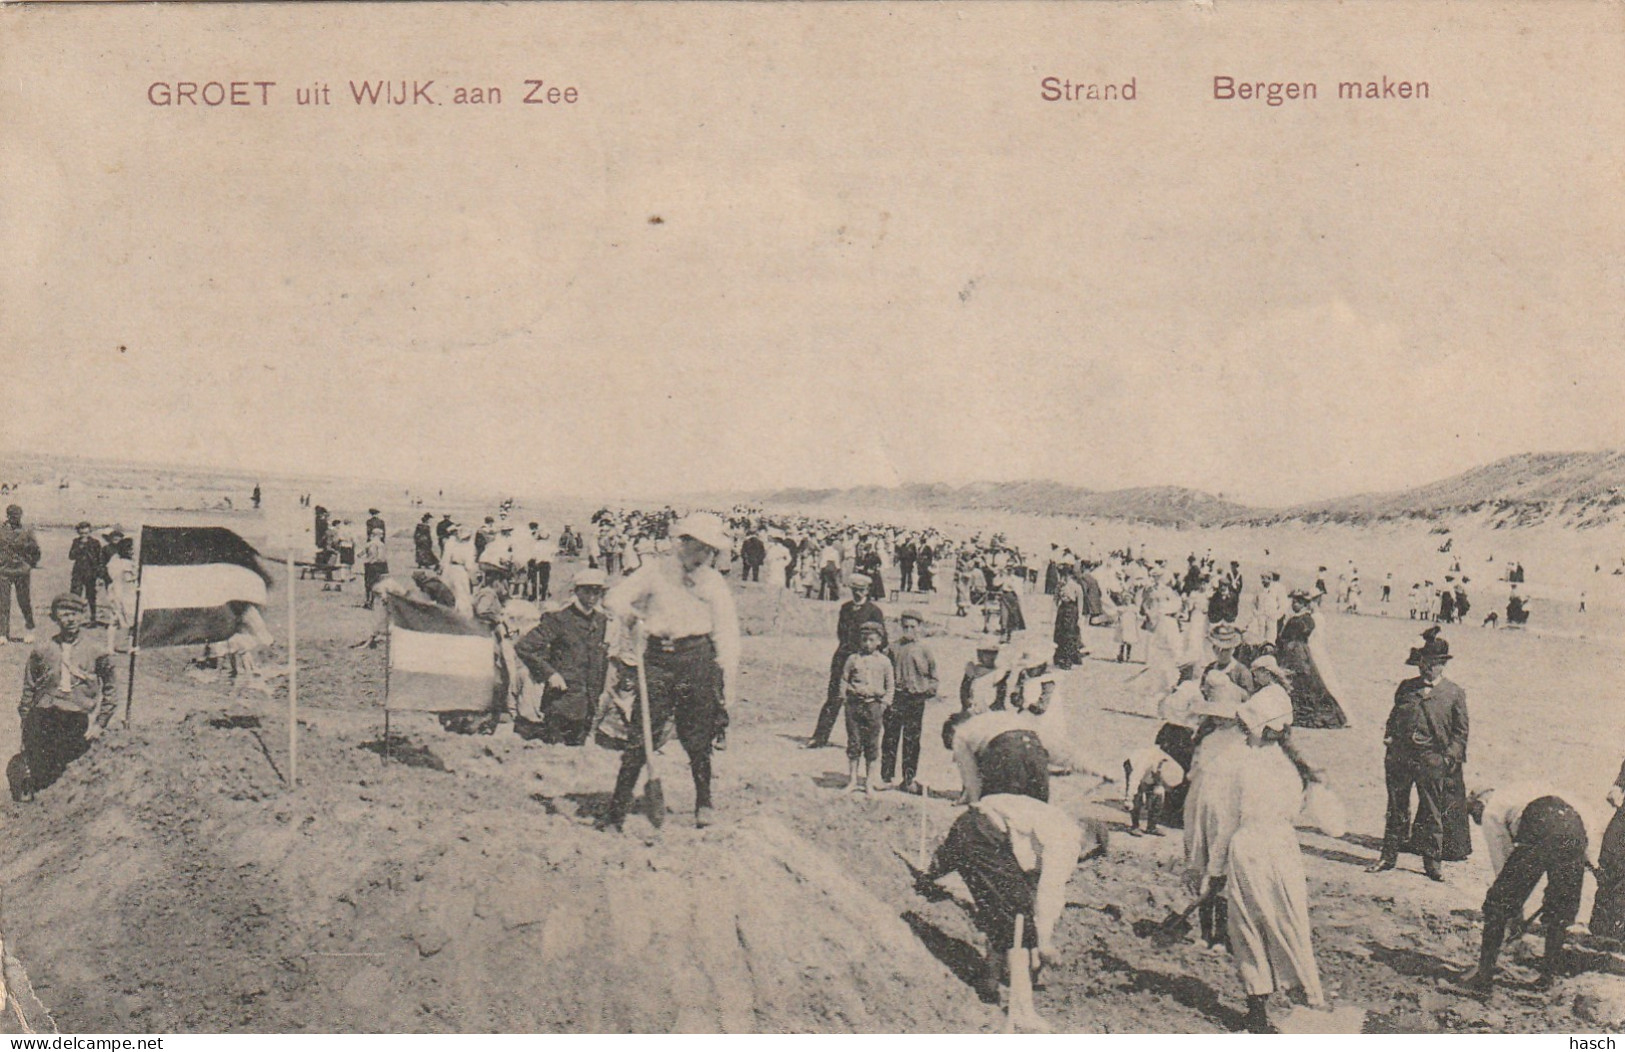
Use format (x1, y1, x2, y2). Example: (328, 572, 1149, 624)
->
(0, 713, 984, 1033)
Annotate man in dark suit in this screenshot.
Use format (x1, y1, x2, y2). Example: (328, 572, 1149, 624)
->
(1370, 628, 1470, 881)
(807, 573, 887, 749)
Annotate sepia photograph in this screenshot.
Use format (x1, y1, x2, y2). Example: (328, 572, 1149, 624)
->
(1, 0, 1623, 1036)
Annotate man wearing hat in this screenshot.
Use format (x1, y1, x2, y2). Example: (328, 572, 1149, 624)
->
(602, 512, 740, 829)
(1203, 622, 1253, 696)
(807, 573, 887, 750)
(514, 567, 609, 745)
(13, 594, 116, 798)
(0, 504, 41, 644)
(1370, 628, 1471, 880)
(366, 508, 386, 542)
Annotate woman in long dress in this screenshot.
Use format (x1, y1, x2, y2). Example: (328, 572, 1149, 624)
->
(1182, 674, 1252, 948)
(1203, 683, 1325, 1032)
(1275, 591, 1348, 729)
(104, 535, 137, 653)
(1052, 567, 1084, 669)
(1145, 575, 1185, 696)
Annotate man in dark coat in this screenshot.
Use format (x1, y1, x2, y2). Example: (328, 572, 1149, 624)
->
(807, 573, 887, 749)
(896, 537, 917, 594)
(1369, 628, 1470, 881)
(0, 504, 42, 643)
(513, 568, 610, 745)
(739, 532, 766, 583)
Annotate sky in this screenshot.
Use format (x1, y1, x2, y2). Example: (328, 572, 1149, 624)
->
(3, 2, 1622, 508)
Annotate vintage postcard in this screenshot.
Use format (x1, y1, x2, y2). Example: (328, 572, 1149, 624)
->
(1, 0, 1622, 1037)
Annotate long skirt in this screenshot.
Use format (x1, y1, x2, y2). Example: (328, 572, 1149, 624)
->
(1591, 806, 1625, 941)
(1053, 598, 1083, 668)
(1277, 640, 1347, 729)
(999, 591, 1026, 634)
(1227, 822, 1324, 1005)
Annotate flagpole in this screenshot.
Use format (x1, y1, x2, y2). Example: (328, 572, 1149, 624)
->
(124, 541, 145, 729)
(287, 541, 298, 788)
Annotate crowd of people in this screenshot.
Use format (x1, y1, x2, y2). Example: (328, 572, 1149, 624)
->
(4, 492, 1623, 1033)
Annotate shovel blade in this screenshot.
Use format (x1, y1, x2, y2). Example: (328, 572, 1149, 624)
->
(645, 777, 666, 829)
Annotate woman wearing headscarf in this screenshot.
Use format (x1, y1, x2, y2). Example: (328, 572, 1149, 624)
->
(1205, 682, 1327, 1033)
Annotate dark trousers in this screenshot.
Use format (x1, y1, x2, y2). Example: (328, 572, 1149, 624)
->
(810, 646, 857, 745)
(845, 698, 883, 762)
(71, 570, 99, 620)
(818, 567, 841, 601)
(881, 691, 930, 783)
(899, 563, 915, 592)
(0, 572, 34, 637)
(362, 562, 388, 607)
(21, 707, 90, 792)
(609, 638, 722, 819)
(528, 561, 551, 602)
(1593, 806, 1625, 940)
(934, 808, 1038, 953)
(1381, 753, 1446, 861)
(742, 561, 761, 582)
(1480, 797, 1587, 974)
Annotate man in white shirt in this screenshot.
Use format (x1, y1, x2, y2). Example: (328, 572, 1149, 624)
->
(1462, 784, 1590, 992)
(600, 513, 740, 830)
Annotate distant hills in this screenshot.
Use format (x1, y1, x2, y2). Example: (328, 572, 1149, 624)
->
(756, 451, 1625, 529)
(5, 448, 1624, 530)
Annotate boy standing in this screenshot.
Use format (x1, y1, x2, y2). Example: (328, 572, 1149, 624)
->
(68, 521, 104, 624)
(842, 622, 893, 793)
(884, 610, 938, 793)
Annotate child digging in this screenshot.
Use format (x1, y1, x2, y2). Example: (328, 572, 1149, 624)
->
(841, 621, 893, 793)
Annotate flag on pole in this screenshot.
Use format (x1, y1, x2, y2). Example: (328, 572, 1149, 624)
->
(384, 595, 496, 712)
(137, 526, 273, 648)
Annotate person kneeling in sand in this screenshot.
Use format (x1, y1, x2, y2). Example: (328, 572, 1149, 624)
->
(914, 793, 1107, 1030)
(12, 594, 116, 800)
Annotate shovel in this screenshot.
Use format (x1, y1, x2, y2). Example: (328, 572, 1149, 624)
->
(1152, 887, 1217, 946)
(633, 625, 665, 829)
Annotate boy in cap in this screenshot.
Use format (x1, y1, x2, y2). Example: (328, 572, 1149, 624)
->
(14, 594, 116, 798)
(883, 610, 938, 793)
(841, 622, 893, 793)
(514, 567, 610, 745)
(68, 521, 104, 624)
(808, 573, 886, 749)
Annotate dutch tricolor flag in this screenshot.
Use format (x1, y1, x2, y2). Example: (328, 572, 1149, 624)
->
(137, 526, 273, 648)
(384, 594, 496, 713)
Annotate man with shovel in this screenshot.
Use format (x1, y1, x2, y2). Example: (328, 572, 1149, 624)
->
(601, 513, 740, 831)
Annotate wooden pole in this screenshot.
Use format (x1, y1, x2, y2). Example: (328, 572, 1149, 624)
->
(287, 543, 298, 788)
(123, 541, 145, 729)
(383, 615, 392, 766)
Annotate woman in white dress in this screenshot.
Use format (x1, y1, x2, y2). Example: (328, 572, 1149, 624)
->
(104, 535, 137, 652)
(1215, 682, 1325, 1032)
(441, 525, 477, 616)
